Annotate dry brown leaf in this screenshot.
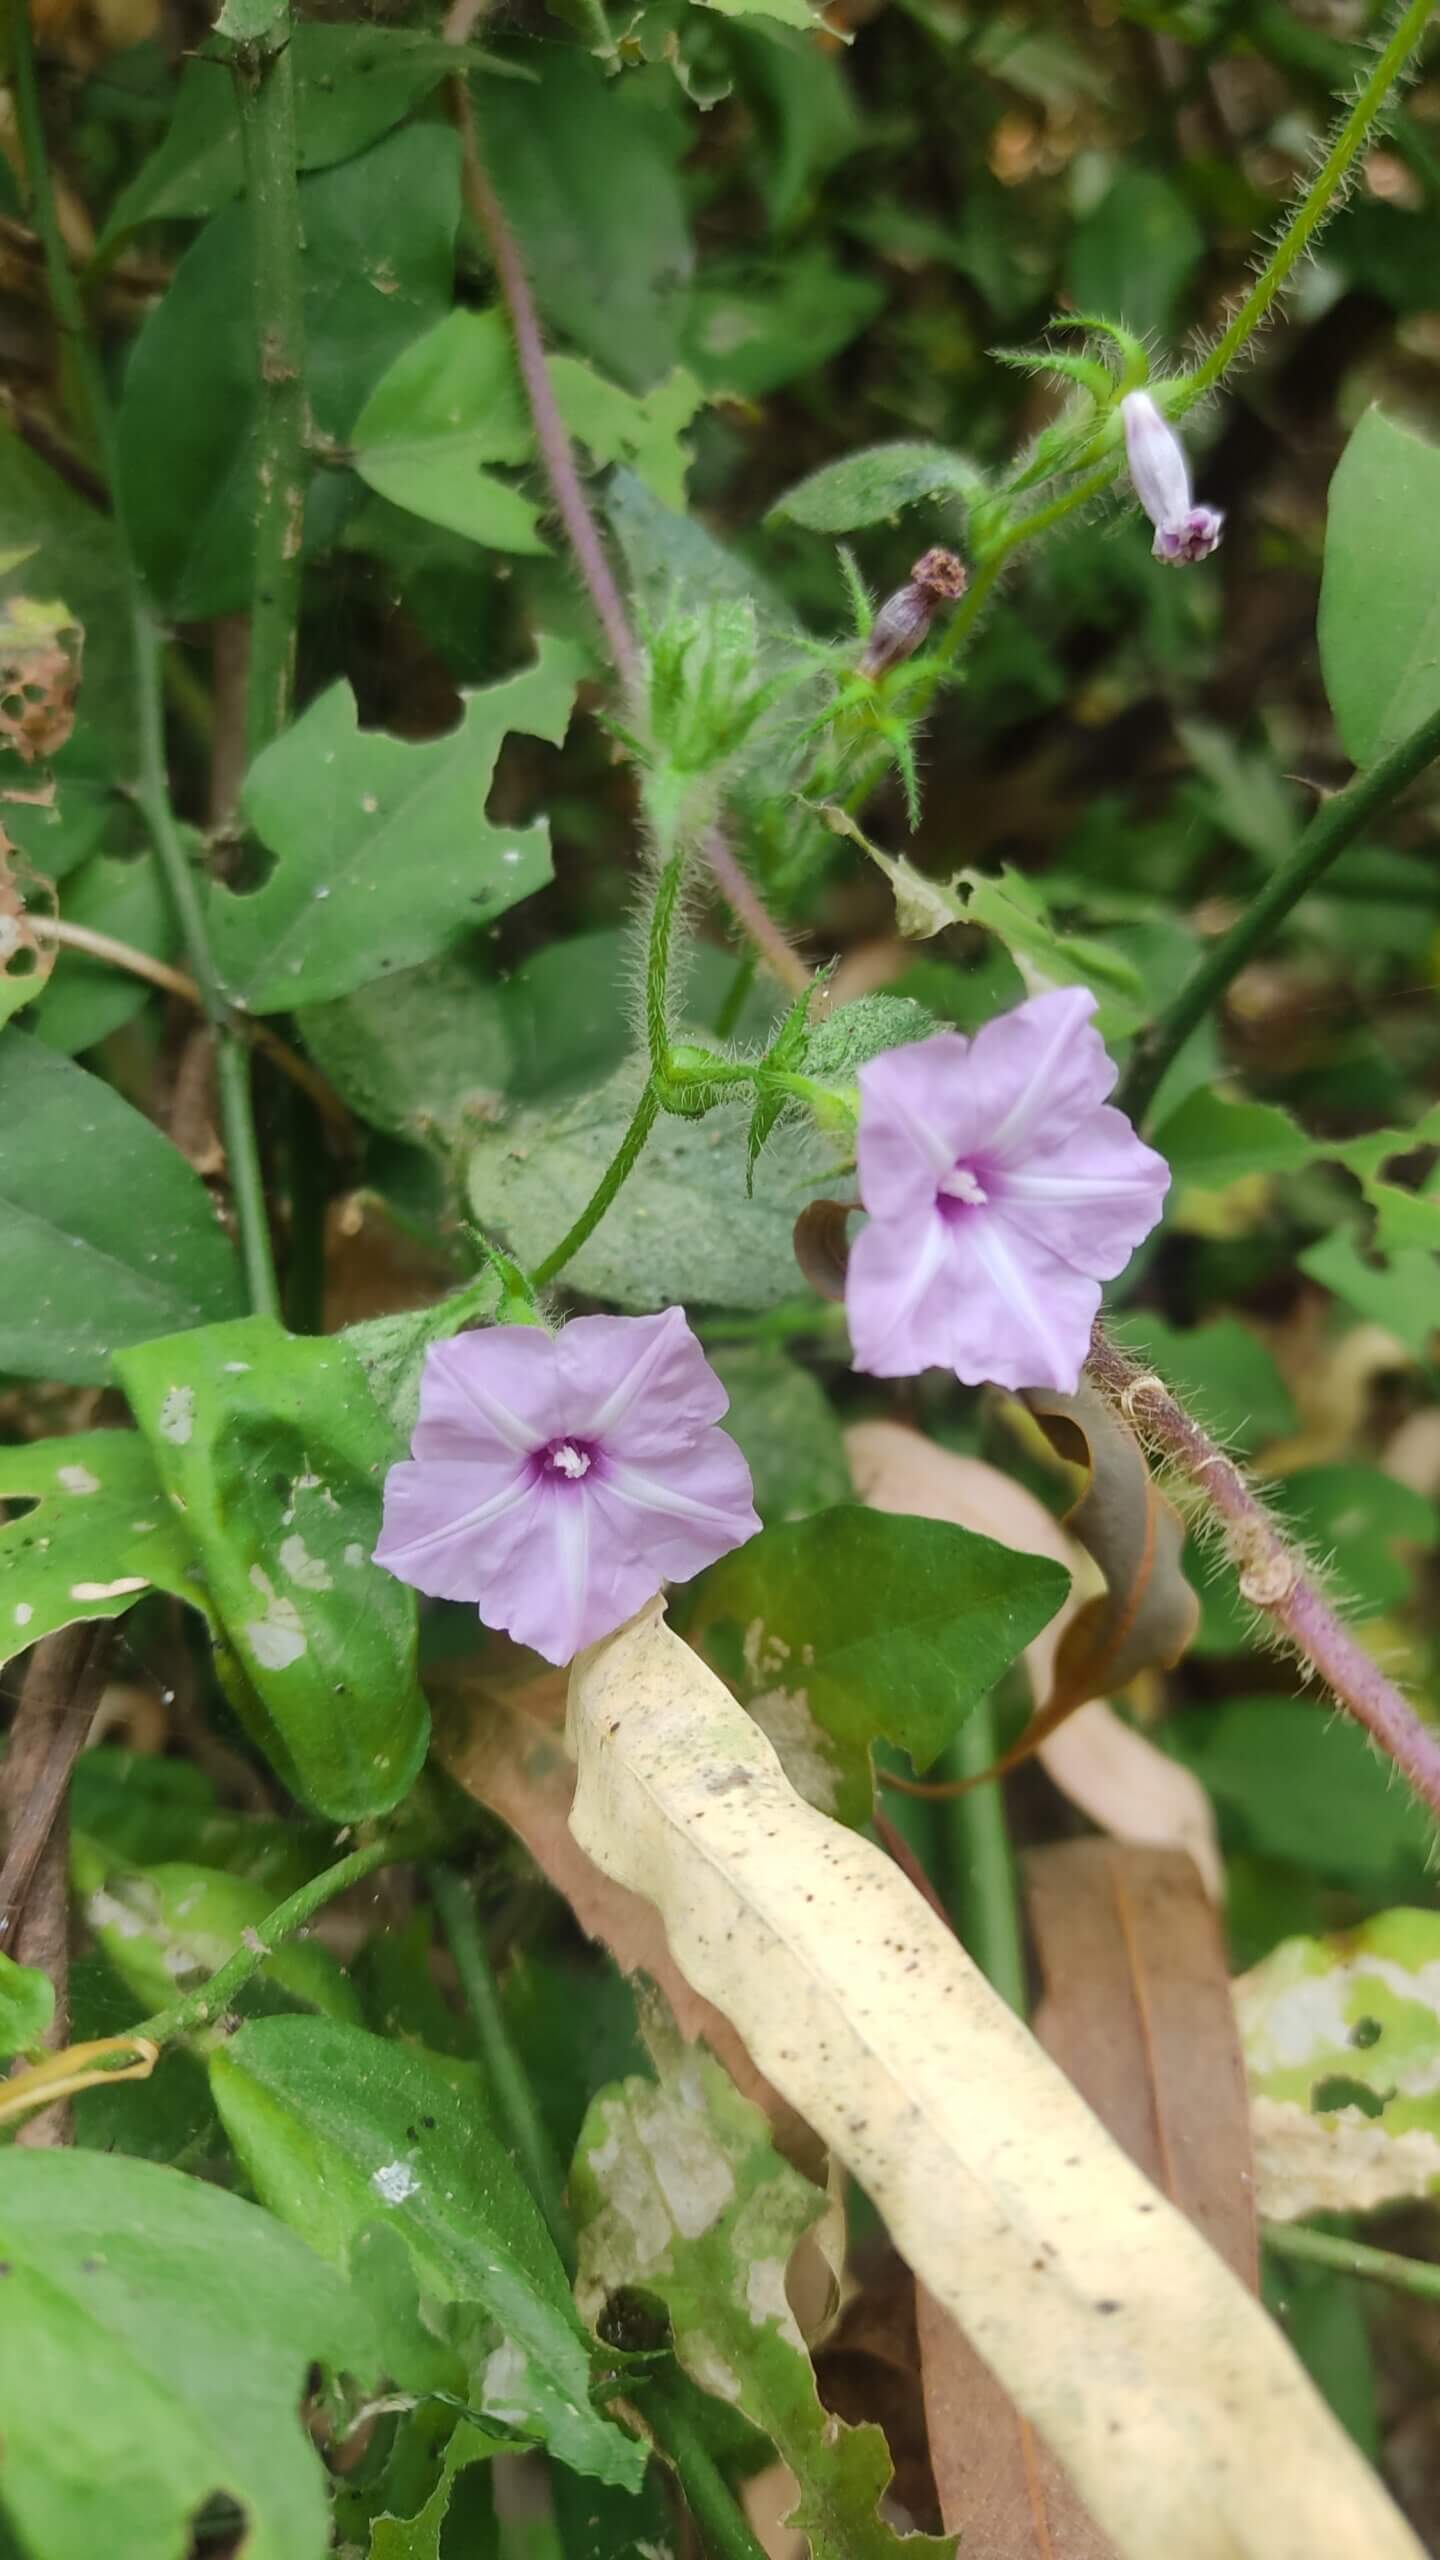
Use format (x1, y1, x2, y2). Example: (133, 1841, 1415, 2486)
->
(567, 1605, 1421, 2560)
(845, 1421, 1220, 1894)
(920, 1843, 1255, 2557)
(791, 1198, 855, 1302)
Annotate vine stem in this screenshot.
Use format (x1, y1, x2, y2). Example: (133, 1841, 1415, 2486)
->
(443, 13, 807, 997)
(645, 2379, 770, 2560)
(936, 1699, 1026, 2014)
(528, 1081, 659, 1290)
(1121, 695, 1440, 1124)
(231, 14, 307, 761)
(1179, 0, 1439, 408)
(1263, 2221, 1440, 2304)
(11, 1, 280, 1319)
(429, 1866, 572, 2266)
(1086, 1326, 1440, 1824)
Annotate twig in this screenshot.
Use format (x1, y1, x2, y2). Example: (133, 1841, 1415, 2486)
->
(1263, 2220, 1440, 2303)
(1, 1625, 114, 2148)
(11, 2, 281, 1320)
(231, 13, 307, 760)
(31, 914, 352, 1136)
(1086, 1326, 1440, 1824)
(444, 31, 808, 996)
(1121, 696, 1440, 1124)
(430, 1865, 572, 2267)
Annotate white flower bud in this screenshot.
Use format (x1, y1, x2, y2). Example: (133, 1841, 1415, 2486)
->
(1121, 391, 1224, 566)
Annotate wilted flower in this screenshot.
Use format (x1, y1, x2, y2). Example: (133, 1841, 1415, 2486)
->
(845, 989, 1169, 1394)
(374, 1309, 759, 1666)
(1120, 391, 1224, 566)
(859, 548, 968, 679)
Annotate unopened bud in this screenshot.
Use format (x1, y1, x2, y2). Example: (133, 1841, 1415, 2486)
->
(1120, 391, 1223, 566)
(858, 547, 967, 679)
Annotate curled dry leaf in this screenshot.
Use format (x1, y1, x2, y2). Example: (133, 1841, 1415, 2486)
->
(845, 1421, 1220, 1895)
(918, 1842, 1254, 2559)
(566, 1603, 1422, 2560)
(792, 1198, 856, 1302)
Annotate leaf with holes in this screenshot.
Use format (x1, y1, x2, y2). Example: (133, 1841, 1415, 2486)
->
(209, 641, 580, 1012)
(0, 1429, 199, 1672)
(574, 2045, 951, 2560)
(115, 1318, 429, 1822)
(0, 2147, 377, 2560)
(678, 1505, 1068, 1824)
(0, 1035, 245, 1384)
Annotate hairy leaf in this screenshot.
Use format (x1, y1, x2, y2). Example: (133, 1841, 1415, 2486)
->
(1319, 407, 1440, 768)
(768, 440, 982, 533)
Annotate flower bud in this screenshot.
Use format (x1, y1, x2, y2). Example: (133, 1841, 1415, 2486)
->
(1120, 391, 1223, 566)
(858, 547, 967, 678)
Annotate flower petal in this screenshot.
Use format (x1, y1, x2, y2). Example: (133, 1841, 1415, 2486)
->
(555, 1306, 729, 1458)
(373, 1456, 533, 1599)
(957, 1215, 1100, 1392)
(997, 1105, 1170, 1277)
(593, 1429, 761, 1583)
(845, 1204, 954, 1378)
(857, 1033, 975, 1214)
(970, 988, 1115, 1163)
(412, 1328, 560, 1462)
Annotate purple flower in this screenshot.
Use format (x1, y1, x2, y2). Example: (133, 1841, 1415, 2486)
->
(845, 989, 1169, 1395)
(1121, 391, 1224, 565)
(374, 1310, 760, 1665)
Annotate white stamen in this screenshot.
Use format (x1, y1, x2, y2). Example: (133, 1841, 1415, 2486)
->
(548, 1441, 592, 1480)
(938, 1164, 989, 1207)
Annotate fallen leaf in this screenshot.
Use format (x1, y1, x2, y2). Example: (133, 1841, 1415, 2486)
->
(566, 1604, 1421, 2560)
(844, 1422, 1220, 1894)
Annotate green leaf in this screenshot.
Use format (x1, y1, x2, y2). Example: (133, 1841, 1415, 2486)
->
(353, 310, 547, 554)
(710, 1347, 850, 1523)
(115, 1317, 430, 1822)
(573, 2047, 952, 2560)
(1149, 1087, 1313, 1188)
(0, 1429, 199, 1671)
(70, 1748, 331, 1890)
(0, 2147, 376, 2560)
(72, 1842, 363, 2023)
(799, 988, 939, 1085)
(1066, 170, 1204, 339)
(1238, 1911, 1440, 2217)
(550, 356, 705, 511)
(682, 251, 884, 398)
(696, 0, 827, 27)
(100, 26, 523, 251)
(209, 640, 580, 1012)
(0, 1034, 245, 1383)
(210, 2014, 648, 2490)
(481, 54, 692, 392)
(116, 126, 459, 618)
(1162, 1699, 1434, 1893)
(956, 868, 1147, 1041)
(1319, 407, 1440, 768)
(1298, 1230, 1439, 1360)
(368, 2424, 500, 2560)
(0, 1952, 53, 2059)
(680, 1505, 1068, 1825)
(466, 1068, 828, 1313)
(32, 852, 179, 1055)
(769, 440, 984, 533)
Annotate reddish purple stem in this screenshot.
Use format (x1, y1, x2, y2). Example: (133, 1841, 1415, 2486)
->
(1087, 1327, 1440, 1824)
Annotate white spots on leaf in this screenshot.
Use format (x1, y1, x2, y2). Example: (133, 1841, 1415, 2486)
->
(742, 1617, 791, 1683)
(130, 1520, 158, 1535)
(279, 1534, 333, 1593)
(742, 2254, 800, 2341)
(370, 2159, 421, 2205)
(243, 1567, 307, 1671)
(223, 1361, 250, 1375)
(747, 1689, 840, 1815)
(57, 1464, 100, 1496)
(158, 1385, 195, 1445)
(343, 1542, 366, 1569)
(13, 1603, 33, 1627)
(480, 2340, 531, 2424)
(70, 1577, 148, 1602)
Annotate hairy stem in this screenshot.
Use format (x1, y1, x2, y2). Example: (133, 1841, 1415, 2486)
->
(430, 1866, 572, 2266)
(1179, 0, 1438, 408)
(528, 1082, 660, 1290)
(1121, 696, 1440, 1123)
(1263, 2220, 1440, 2303)
(1087, 1327, 1440, 1824)
(13, 1, 280, 1318)
(646, 851, 686, 1073)
(232, 16, 307, 760)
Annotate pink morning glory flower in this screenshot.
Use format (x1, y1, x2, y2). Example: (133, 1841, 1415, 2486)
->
(1121, 391, 1224, 565)
(373, 1308, 760, 1665)
(846, 988, 1169, 1395)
